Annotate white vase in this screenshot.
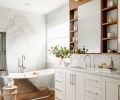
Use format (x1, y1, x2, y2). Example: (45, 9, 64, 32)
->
(58, 58, 64, 67)
(64, 58, 70, 67)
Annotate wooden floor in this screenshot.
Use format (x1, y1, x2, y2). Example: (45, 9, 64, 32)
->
(0, 79, 54, 100)
(0, 90, 54, 100)
(0, 92, 54, 100)
(17, 90, 54, 100)
(14, 79, 54, 100)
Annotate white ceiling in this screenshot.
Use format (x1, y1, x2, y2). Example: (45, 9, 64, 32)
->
(0, 0, 68, 14)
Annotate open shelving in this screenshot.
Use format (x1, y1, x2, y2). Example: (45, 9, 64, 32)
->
(101, 0, 118, 53)
(69, 0, 91, 53)
(69, 8, 78, 52)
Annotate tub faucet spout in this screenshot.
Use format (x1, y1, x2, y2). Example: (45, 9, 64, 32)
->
(18, 55, 26, 73)
(22, 55, 25, 70)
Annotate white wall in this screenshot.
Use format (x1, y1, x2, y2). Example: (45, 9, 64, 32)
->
(0, 7, 47, 73)
(47, 4, 69, 26)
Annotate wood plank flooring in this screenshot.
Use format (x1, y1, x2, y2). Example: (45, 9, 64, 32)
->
(17, 90, 54, 100)
(0, 90, 54, 100)
(14, 79, 54, 100)
(0, 79, 54, 100)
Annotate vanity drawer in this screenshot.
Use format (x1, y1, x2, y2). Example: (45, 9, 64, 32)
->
(55, 97, 62, 100)
(85, 73, 101, 88)
(55, 81, 65, 92)
(85, 96, 100, 100)
(55, 75, 65, 83)
(55, 69, 65, 74)
(55, 70, 65, 83)
(85, 85, 101, 100)
(55, 90, 64, 100)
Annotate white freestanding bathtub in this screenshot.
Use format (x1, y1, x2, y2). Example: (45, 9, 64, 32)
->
(7, 69, 55, 79)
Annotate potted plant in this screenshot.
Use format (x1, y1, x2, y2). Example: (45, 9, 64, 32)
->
(49, 45, 71, 67)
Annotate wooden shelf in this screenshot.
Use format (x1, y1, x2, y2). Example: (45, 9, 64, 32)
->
(70, 8, 78, 11)
(102, 5, 117, 12)
(70, 30, 78, 33)
(102, 21, 117, 26)
(0, 69, 6, 71)
(102, 37, 118, 40)
(70, 18, 78, 22)
(102, 53, 119, 54)
(70, 41, 78, 44)
(101, 0, 118, 53)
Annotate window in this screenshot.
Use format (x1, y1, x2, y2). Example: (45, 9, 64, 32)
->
(47, 21, 69, 63)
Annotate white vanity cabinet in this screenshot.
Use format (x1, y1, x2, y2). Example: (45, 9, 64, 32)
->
(55, 69, 66, 100)
(102, 77, 120, 100)
(85, 73, 102, 100)
(55, 68, 120, 100)
(65, 70, 84, 100)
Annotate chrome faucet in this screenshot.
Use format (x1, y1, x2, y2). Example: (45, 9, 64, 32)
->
(84, 55, 91, 67)
(22, 55, 25, 69)
(18, 55, 26, 73)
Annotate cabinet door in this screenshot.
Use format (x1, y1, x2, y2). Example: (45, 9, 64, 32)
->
(66, 71, 84, 100)
(102, 77, 120, 100)
(76, 72, 84, 100)
(66, 71, 75, 100)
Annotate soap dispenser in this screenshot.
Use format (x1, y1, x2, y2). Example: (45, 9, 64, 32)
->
(108, 57, 114, 69)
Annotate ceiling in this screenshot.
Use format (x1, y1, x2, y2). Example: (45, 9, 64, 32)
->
(0, 0, 68, 14)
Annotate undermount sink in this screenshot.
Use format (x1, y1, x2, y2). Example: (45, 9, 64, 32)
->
(70, 67, 101, 72)
(70, 66, 87, 69)
(70, 67, 120, 74)
(70, 66, 98, 70)
(110, 71, 120, 75)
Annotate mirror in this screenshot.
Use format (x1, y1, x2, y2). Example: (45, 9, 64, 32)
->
(0, 32, 7, 71)
(78, 0, 101, 53)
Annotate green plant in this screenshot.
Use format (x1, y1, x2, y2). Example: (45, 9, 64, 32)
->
(49, 45, 71, 59)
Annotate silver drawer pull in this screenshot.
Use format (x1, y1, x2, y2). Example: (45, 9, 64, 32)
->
(87, 79, 99, 83)
(56, 97, 62, 100)
(72, 74, 76, 85)
(55, 80, 63, 83)
(87, 90, 99, 96)
(56, 89, 62, 92)
(85, 95, 97, 100)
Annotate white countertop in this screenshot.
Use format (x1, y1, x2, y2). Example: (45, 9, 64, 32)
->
(56, 67, 120, 79)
